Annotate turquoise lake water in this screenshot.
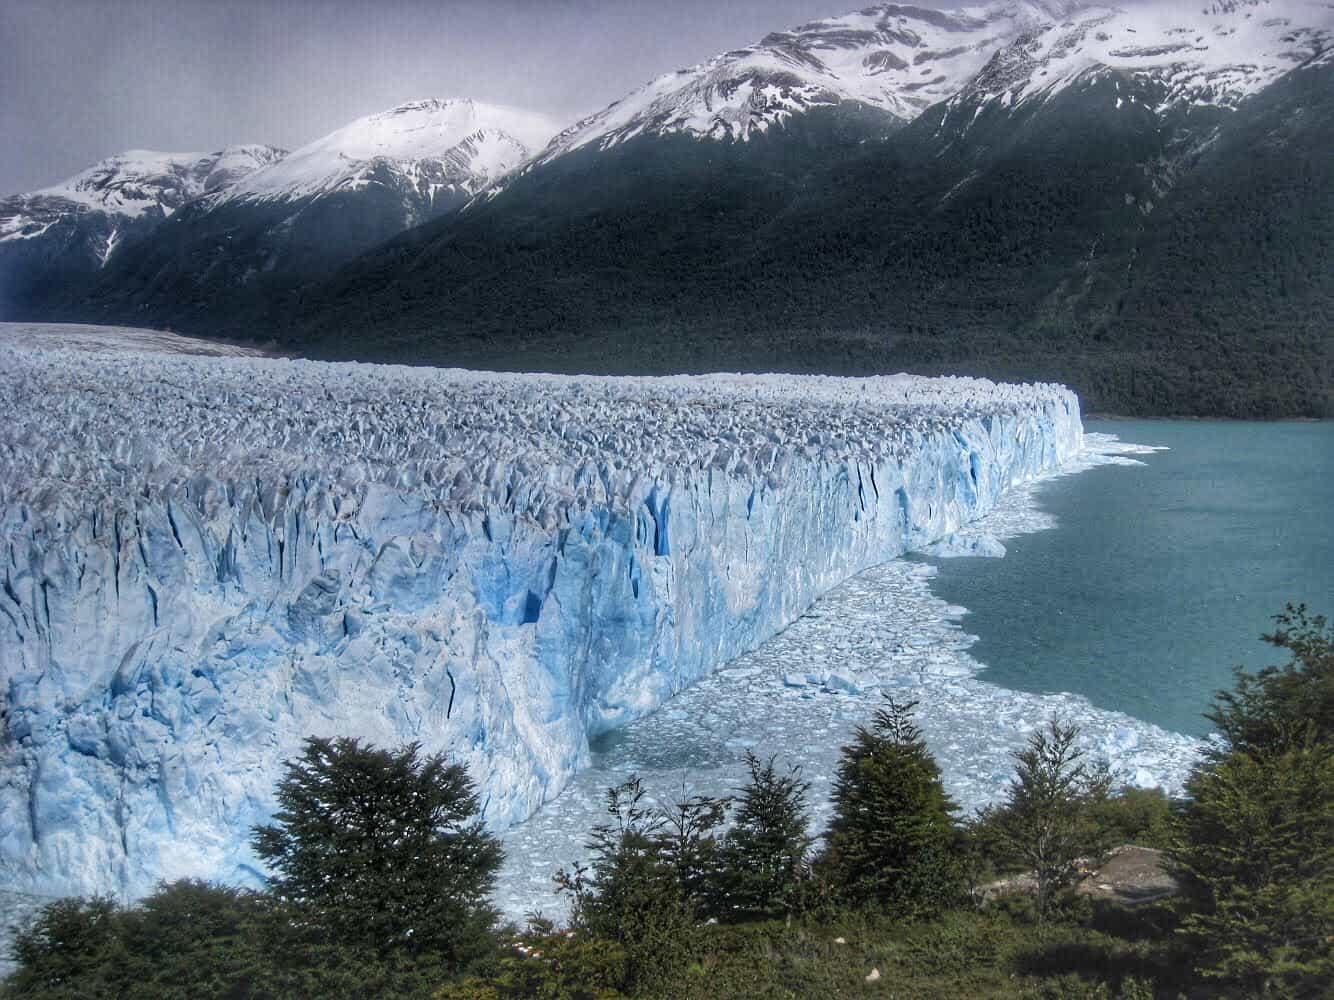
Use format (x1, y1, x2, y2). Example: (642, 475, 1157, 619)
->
(921, 420, 1334, 737)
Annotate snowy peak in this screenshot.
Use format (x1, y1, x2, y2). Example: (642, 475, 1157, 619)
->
(219, 98, 562, 204)
(533, 1, 1077, 165)
(0, 146, 284, 248)
(954, 0, 1334, 113)
(10, 147, 285, 220)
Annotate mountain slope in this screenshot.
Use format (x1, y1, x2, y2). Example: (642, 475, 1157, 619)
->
(277, 0, 1333, 416)
(82, 99, 560, 326)
(0, 146, 283, 315)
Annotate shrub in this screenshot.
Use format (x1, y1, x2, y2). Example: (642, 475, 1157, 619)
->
(1171, 605, 1334, 994)
(556, 776, 702, 994)
(716, 751, 814, 922)
(979, 721, 1113, 926)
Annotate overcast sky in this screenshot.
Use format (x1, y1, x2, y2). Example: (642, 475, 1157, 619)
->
(0, 0, 955, 195)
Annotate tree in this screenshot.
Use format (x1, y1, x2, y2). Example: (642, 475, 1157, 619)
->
(251, 736, 502, 971)
(985, 720, 1112, 926)
(819, 697, 967, 915)
(6, 882, 272, 1000)
(717, 751, 813, 921)
(657, 782, 730, 917)
(1171, 606, 1334, 994)
(7, 897, 129, 999)
(556, 776, 701, 995)
(1207, 604, 1333, 754)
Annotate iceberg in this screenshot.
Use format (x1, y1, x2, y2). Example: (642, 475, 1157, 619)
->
(0, 324, 1082, 900)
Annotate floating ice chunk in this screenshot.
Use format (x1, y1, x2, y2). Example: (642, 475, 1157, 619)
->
(824, 672, 862, 695)
(920, 532, 1008, 559)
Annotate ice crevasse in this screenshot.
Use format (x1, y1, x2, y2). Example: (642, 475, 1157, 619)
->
(0, 339, 1082, 899)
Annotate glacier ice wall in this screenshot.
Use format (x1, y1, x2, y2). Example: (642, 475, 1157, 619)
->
(0, 334, 1081, 899)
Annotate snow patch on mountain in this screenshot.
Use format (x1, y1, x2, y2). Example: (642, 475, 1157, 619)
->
(0, 147, 285, 240)
(533, 2, 1084, 165)
(956, 0, 1334, 113)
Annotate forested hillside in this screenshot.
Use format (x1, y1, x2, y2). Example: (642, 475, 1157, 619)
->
(273, 65, 1333, 417)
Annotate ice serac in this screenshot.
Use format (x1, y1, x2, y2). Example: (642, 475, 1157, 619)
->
(0, 328, 1082, 900)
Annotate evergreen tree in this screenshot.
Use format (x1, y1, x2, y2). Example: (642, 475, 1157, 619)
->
(819, 697, 966, 915)
(251, 736, 502, 971)
(657, 783, 730, 916)
(1207, 604, 1333, 754)
(556, 776, 700, 994)
(717, 751, 813, 921)
(1172, 606, 1334, 994)
(985, 720, 1112, 926)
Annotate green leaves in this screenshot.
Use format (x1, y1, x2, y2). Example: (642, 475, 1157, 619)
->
(983, 721, 1113, 926)
(819, 697, 968, 916)
(251, 737, 502, 969)
(1171, 605, 1334, 994)
(1207, 604, 1334, 755)
(717, 751, 814, 921)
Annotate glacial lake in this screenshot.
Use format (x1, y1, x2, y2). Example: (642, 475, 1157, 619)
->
(921, 419, 1334, 738)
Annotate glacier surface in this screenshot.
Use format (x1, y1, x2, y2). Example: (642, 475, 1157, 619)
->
(0, 323, 1081, 900)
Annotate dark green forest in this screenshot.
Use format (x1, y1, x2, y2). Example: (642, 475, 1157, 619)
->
(8, 66, 1331, 417)
(5, 606, 1331, 999)
(259, 64, 1332, 418)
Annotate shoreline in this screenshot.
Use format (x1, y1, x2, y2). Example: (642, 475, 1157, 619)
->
(1084, 413, 1328, 423)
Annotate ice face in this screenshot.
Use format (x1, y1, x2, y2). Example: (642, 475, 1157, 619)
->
(495, 440, 1204, 922)
(0, 324, 1082, 900)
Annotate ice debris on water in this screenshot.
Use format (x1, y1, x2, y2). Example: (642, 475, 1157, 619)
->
(0, 322, 1081, 901)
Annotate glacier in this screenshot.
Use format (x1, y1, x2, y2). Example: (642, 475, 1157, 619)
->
(495, 434, 1203, 920)
(0, 323, 1081, 901)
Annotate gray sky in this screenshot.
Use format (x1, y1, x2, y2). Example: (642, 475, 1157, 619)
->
(0, 0, 915, 195)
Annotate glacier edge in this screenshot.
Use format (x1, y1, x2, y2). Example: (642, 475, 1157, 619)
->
(0, 336, 1082, 900)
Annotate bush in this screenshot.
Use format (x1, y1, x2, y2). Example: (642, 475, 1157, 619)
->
(252, 737, 502, 971)
(556, 776, 703, 994)
(1085, 787, 1176, 852)
(1207, 604, 1333, 754)
(1171, 605, 1334, 994)
(5, 882, 275, 1000)
(976, 721, 1113, 926)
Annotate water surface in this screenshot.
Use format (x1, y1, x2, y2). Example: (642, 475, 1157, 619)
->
(922, 420, 1334, 737)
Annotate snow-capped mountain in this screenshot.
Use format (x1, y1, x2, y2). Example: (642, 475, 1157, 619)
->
(213, 98, 559, 214)
(532, 1, 1082, 166)
(950, 0, 1333, 114)
(278, 0, 1334, 418)
(0, 146, 283, 259)
(0, 146, 284, 317)
(531, 0, 1331, 169)
(3, 99, 560, 323)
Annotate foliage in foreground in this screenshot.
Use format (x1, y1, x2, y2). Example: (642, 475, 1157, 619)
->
(1170, 605, 1334, 996)
(818, 697, 969, 916)
(5, 606, 1331, 999)
(252, 737, 503, 970)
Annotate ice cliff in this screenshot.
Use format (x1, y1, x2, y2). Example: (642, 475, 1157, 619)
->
(0, 328, 1082, 899)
